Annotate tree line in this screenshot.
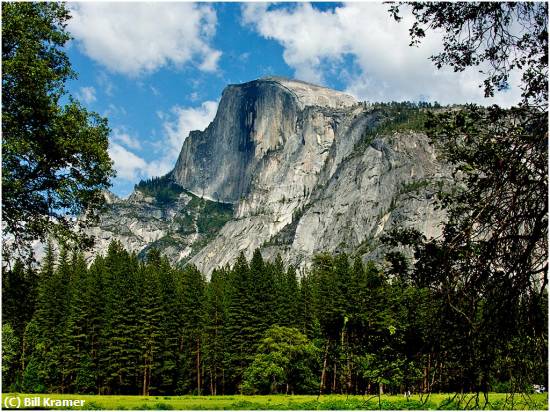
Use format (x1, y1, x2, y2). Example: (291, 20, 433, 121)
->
(3, 241, 547, 396)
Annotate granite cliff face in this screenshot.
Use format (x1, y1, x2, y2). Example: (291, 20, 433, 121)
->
(91, 77, 449, 274)
(172, 77, 356, 202)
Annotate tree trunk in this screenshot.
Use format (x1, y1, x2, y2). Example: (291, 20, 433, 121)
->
(318, 341, 329, 398)
(142, 357, 148, 396)
(21, 335, 26, 373)
(196, 338, 201, 395)
(148, 362, 152, 396)
(210, 368, 215, 395)
(332, 362, 337, 393)
(426, 354, 431, 393)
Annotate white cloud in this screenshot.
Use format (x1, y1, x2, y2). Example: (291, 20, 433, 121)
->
(109, 101, 218, 183)
(150, 85, 161, 97)
(108, 142, 147, 181)
(77, 86, 96, 104)
(112, 128, 142, 150)
(199, 50, 223, 72)
(96, 72, 114, 96)
(242, 3, 522, 105)
(103, 104, 127, 119)
(109, 139, 173, 183)
(162, 101, 219, 155)
(68, 3, 221, 76)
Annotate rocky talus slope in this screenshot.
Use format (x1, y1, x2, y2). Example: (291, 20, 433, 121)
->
(91, 77, 450, 274)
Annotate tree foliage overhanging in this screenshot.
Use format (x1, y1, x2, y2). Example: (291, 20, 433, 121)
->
(389, 2, 548, 107)
(384, 1, 548, 399)
(2, 2, 114, 262)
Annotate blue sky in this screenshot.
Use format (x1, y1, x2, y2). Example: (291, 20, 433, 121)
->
(64, 2, 521, 197)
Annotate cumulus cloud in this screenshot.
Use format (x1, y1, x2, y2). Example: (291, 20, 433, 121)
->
(109, 101, 218, 183)
(112, 128, 142, 150)
(242, 3, 522, 105)
(68, 3, 221, 76)
(162, 101, 219, 155)
(108, 142, 147, 181)
(109, 139, 173, 183)
(77, 86, 96, 104)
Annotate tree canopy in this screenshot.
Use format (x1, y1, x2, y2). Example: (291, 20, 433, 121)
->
(2, 2, 114, 262)
(385, 1, 548, 397)
(3, 244, 545, 405)
(389, 2, 548, 108)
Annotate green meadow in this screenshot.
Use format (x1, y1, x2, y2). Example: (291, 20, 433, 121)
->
(2, 393, 547, 410)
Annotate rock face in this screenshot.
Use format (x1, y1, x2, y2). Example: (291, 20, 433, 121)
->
(172, 77, 356, 203)
(87, 188, 233, 265)
(92, 77, 449, 274)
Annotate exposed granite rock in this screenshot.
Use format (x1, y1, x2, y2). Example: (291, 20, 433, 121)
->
(86, 189, 233, 265)
(171, 77, 357, 203)
(91, 77, 450, 275)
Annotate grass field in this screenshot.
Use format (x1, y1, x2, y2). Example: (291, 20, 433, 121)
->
(2, 392, 548, 410)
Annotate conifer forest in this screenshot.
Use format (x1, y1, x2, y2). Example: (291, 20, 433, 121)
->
(2, 242, 547, 397)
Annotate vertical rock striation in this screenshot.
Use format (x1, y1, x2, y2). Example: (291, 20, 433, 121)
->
(91, 77, 450, 275)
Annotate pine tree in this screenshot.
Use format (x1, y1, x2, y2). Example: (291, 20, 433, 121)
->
(298, 273, 319, 340)
(272, 255, 301, 328)
(2, 259, 38, 338)
(31, 243, 72, 392)
(154, 256, 182, 394)
(249, 249, 276, 337)
(99, 241, 141, 394)
(225, 252, 255, 392)
(2, 259, 39, 390)
(85, 255, 106, 393)
(64, 250, 91, 393)
(203, 268, 229, 395)
(137, 255, 163, 395)
(178, 264, 205, 394)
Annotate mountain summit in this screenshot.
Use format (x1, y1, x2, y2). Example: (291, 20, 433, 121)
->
(90, 78, 449, 274)
(171, 77, 356, 203)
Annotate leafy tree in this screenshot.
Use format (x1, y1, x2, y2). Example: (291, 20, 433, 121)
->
(22, 356, 46, 394)
(242, 326, 319, 395)
(386, 2, 548, 398)
(389, 2, 548, 107)
(20, 320, 43, 393)
(2, 2, 114, 261)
